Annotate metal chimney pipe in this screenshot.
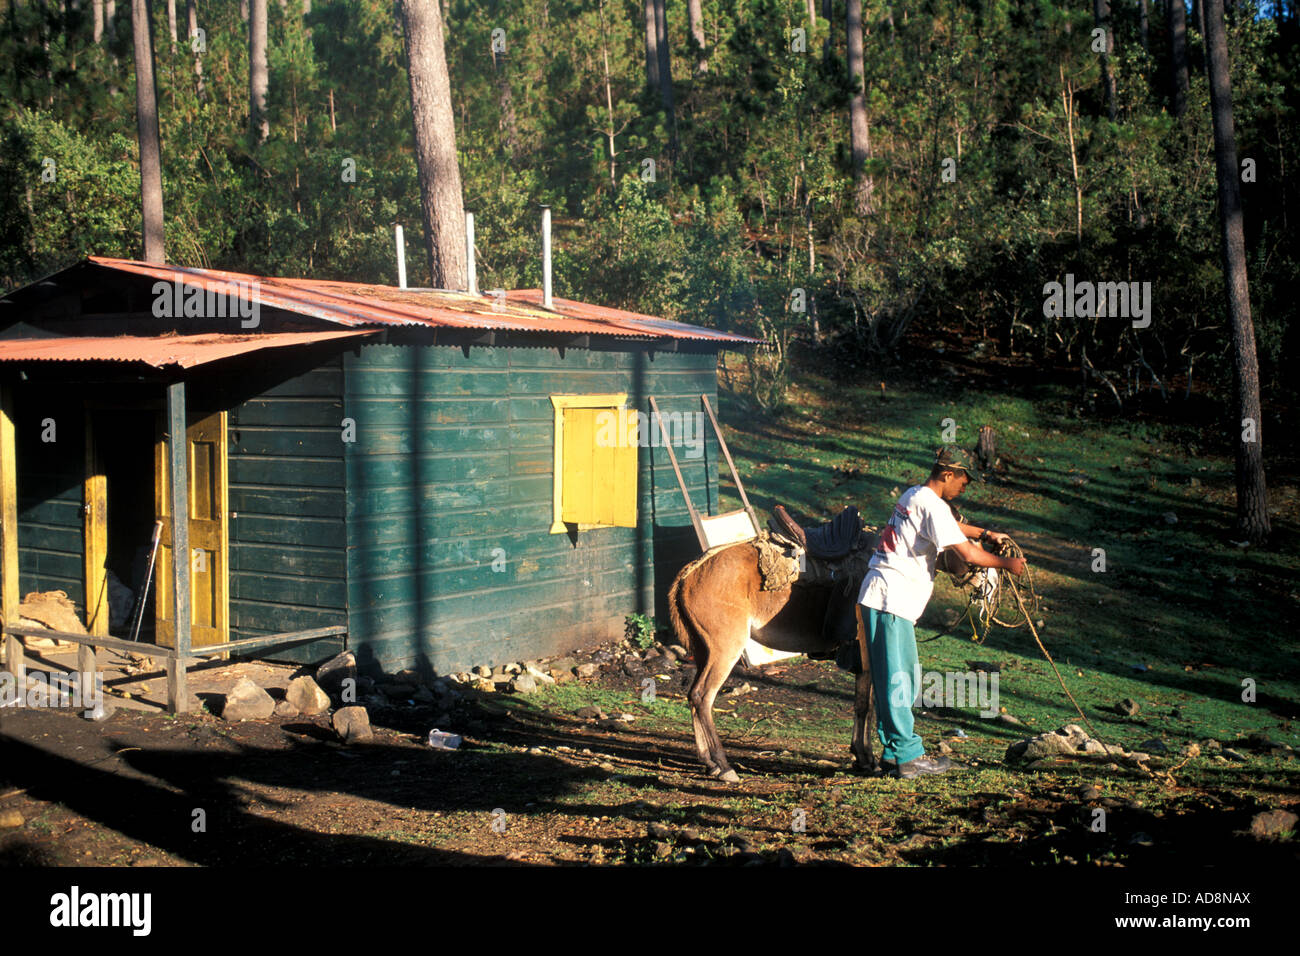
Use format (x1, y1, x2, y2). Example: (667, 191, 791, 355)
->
(395, 224, 407, 290)
(541, 206, 553, 309)
(465, 212, 478, 296)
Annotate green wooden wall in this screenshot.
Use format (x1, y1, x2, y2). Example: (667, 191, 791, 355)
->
(225, 358, 348, 661)
(343, 341, 719, 678)
(12, 387, 85, 612)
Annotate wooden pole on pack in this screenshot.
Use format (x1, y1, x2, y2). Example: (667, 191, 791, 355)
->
(700, 394, 759, 534)
(648, 396, 706, 549)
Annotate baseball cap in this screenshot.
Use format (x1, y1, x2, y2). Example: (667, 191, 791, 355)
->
(935, 445, 983, 482)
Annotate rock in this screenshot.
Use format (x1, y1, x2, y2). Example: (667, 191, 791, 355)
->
(379, 682, 416, 699)
(413, 686, 436, 703)
(1114, 698, 1140, 716)
(1245, 732, 1275, 751)
(648, 822, 671, 839)
(332, 706, 373, 743)
(622, 658, 647, 678)
(938, 740, 953, 755)
(286, 676, 330, 716)
(524, 665, 556, 685)
(511, 674, 539, 694)
(0, 810, 24, 828)
(727, 682, 755, 697)
(1182, 742, 1201, 758)
(576, 706, 604, 720)
(504, 663, 522, 675)
(997, 713, 1023, 726)
(1130, 832, 1155, 846)
(1077, 785, 1102, 801)
(775, 848, 796, 867)
(475, 666, 492, 679)
(315, 651, 357, 698)
(273, 699, 299, 718)
(576, 663, 599, 679)
(549, 657, 579, 674)
(1222, 748, 1248, 762)
(1138, 738, 1169, 754)
(1250, 810, 1298, 840)
(667, 644, 688, 659)
(551, 671, 574, 685)
(653, 841, 672, 858)
(1203, 738, 1222, 751)
(222, 677, 275, 722)
(471, 678, 494, 693)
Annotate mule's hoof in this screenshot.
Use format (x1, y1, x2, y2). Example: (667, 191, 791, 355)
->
(718, 769, 741, 784)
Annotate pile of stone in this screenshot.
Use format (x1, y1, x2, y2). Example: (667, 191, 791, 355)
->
(1005, 724, 1152, 768)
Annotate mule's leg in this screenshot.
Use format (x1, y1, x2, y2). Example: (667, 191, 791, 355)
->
(687, 642, 721, 775)
(850, 605, 879, 772)
(687, 615, 747, 783)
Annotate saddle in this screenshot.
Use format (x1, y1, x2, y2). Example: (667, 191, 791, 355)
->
(758, 506, 879, 672)
(771, 504, 870, 559)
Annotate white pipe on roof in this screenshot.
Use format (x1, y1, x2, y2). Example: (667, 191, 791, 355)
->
(541, 207, 553, 309)
(466, 212, 478, 296)
(395, 224, 407, 290)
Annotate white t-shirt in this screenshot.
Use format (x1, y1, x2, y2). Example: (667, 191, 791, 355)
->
(857, 484, 968, 624)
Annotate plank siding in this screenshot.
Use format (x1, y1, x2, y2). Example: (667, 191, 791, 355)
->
(345, 342, 719, 677)
(14, 390, 86, 611)
(226, 358, 347, 662)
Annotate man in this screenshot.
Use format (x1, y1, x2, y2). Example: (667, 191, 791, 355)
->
(858, 446, 1026, 779)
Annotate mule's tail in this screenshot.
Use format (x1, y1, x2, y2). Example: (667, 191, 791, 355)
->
(668, 548, 716, 664)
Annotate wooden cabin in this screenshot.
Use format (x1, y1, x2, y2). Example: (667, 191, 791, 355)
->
(0, 257, 754, 681)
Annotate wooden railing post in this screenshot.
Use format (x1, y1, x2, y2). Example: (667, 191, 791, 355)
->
(166, 381, 193, 714)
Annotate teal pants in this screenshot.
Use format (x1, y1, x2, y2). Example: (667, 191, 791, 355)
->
(859, 605, 925, 765)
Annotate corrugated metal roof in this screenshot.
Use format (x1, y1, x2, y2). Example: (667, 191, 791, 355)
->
(0, 329, 377, 368)
(83, 256, 759, 345)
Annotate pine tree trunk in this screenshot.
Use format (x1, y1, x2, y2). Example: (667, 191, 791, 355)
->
(131, 0, 165, 263)
(93, 0, 103, 41)
(821, 0, 830, 57)
(846, 0, 875, 215)
(687, 0, 705, 73)
(1204, 0, 1270, 542)
(1168, 0, 1189, 117)
(654, 0, 673, 112)
(187, 0, 202, 97)
(249, 0, 268, 144)
(1139, 0, 1149, 51)
(1094, 0, 1117, 120)
(492, 45, 521, 163)
(166, 0, 175, 43)
(399, 0, 467, 290)
(642, 0, 659, 90)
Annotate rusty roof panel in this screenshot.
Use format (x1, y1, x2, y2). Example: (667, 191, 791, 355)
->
(82, 257, 759, 344)
(0, 329, 377, 368)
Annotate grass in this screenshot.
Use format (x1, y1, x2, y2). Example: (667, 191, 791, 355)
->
(713, 351, 1300, 782)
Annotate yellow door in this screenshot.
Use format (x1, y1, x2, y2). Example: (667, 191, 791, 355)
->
(155, 409, 229, 648)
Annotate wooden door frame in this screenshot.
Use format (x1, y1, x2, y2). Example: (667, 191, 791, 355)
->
(84, 400, 230, 646)
(154, 406, 230, 649)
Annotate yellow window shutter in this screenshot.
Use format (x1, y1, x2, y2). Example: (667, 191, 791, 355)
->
(551, 396, 637, 531)
(611, 412, 637, 528)
(561, 407, 596, 524)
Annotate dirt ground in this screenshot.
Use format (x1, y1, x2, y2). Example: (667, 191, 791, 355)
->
(2, 636, 1296, 868)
